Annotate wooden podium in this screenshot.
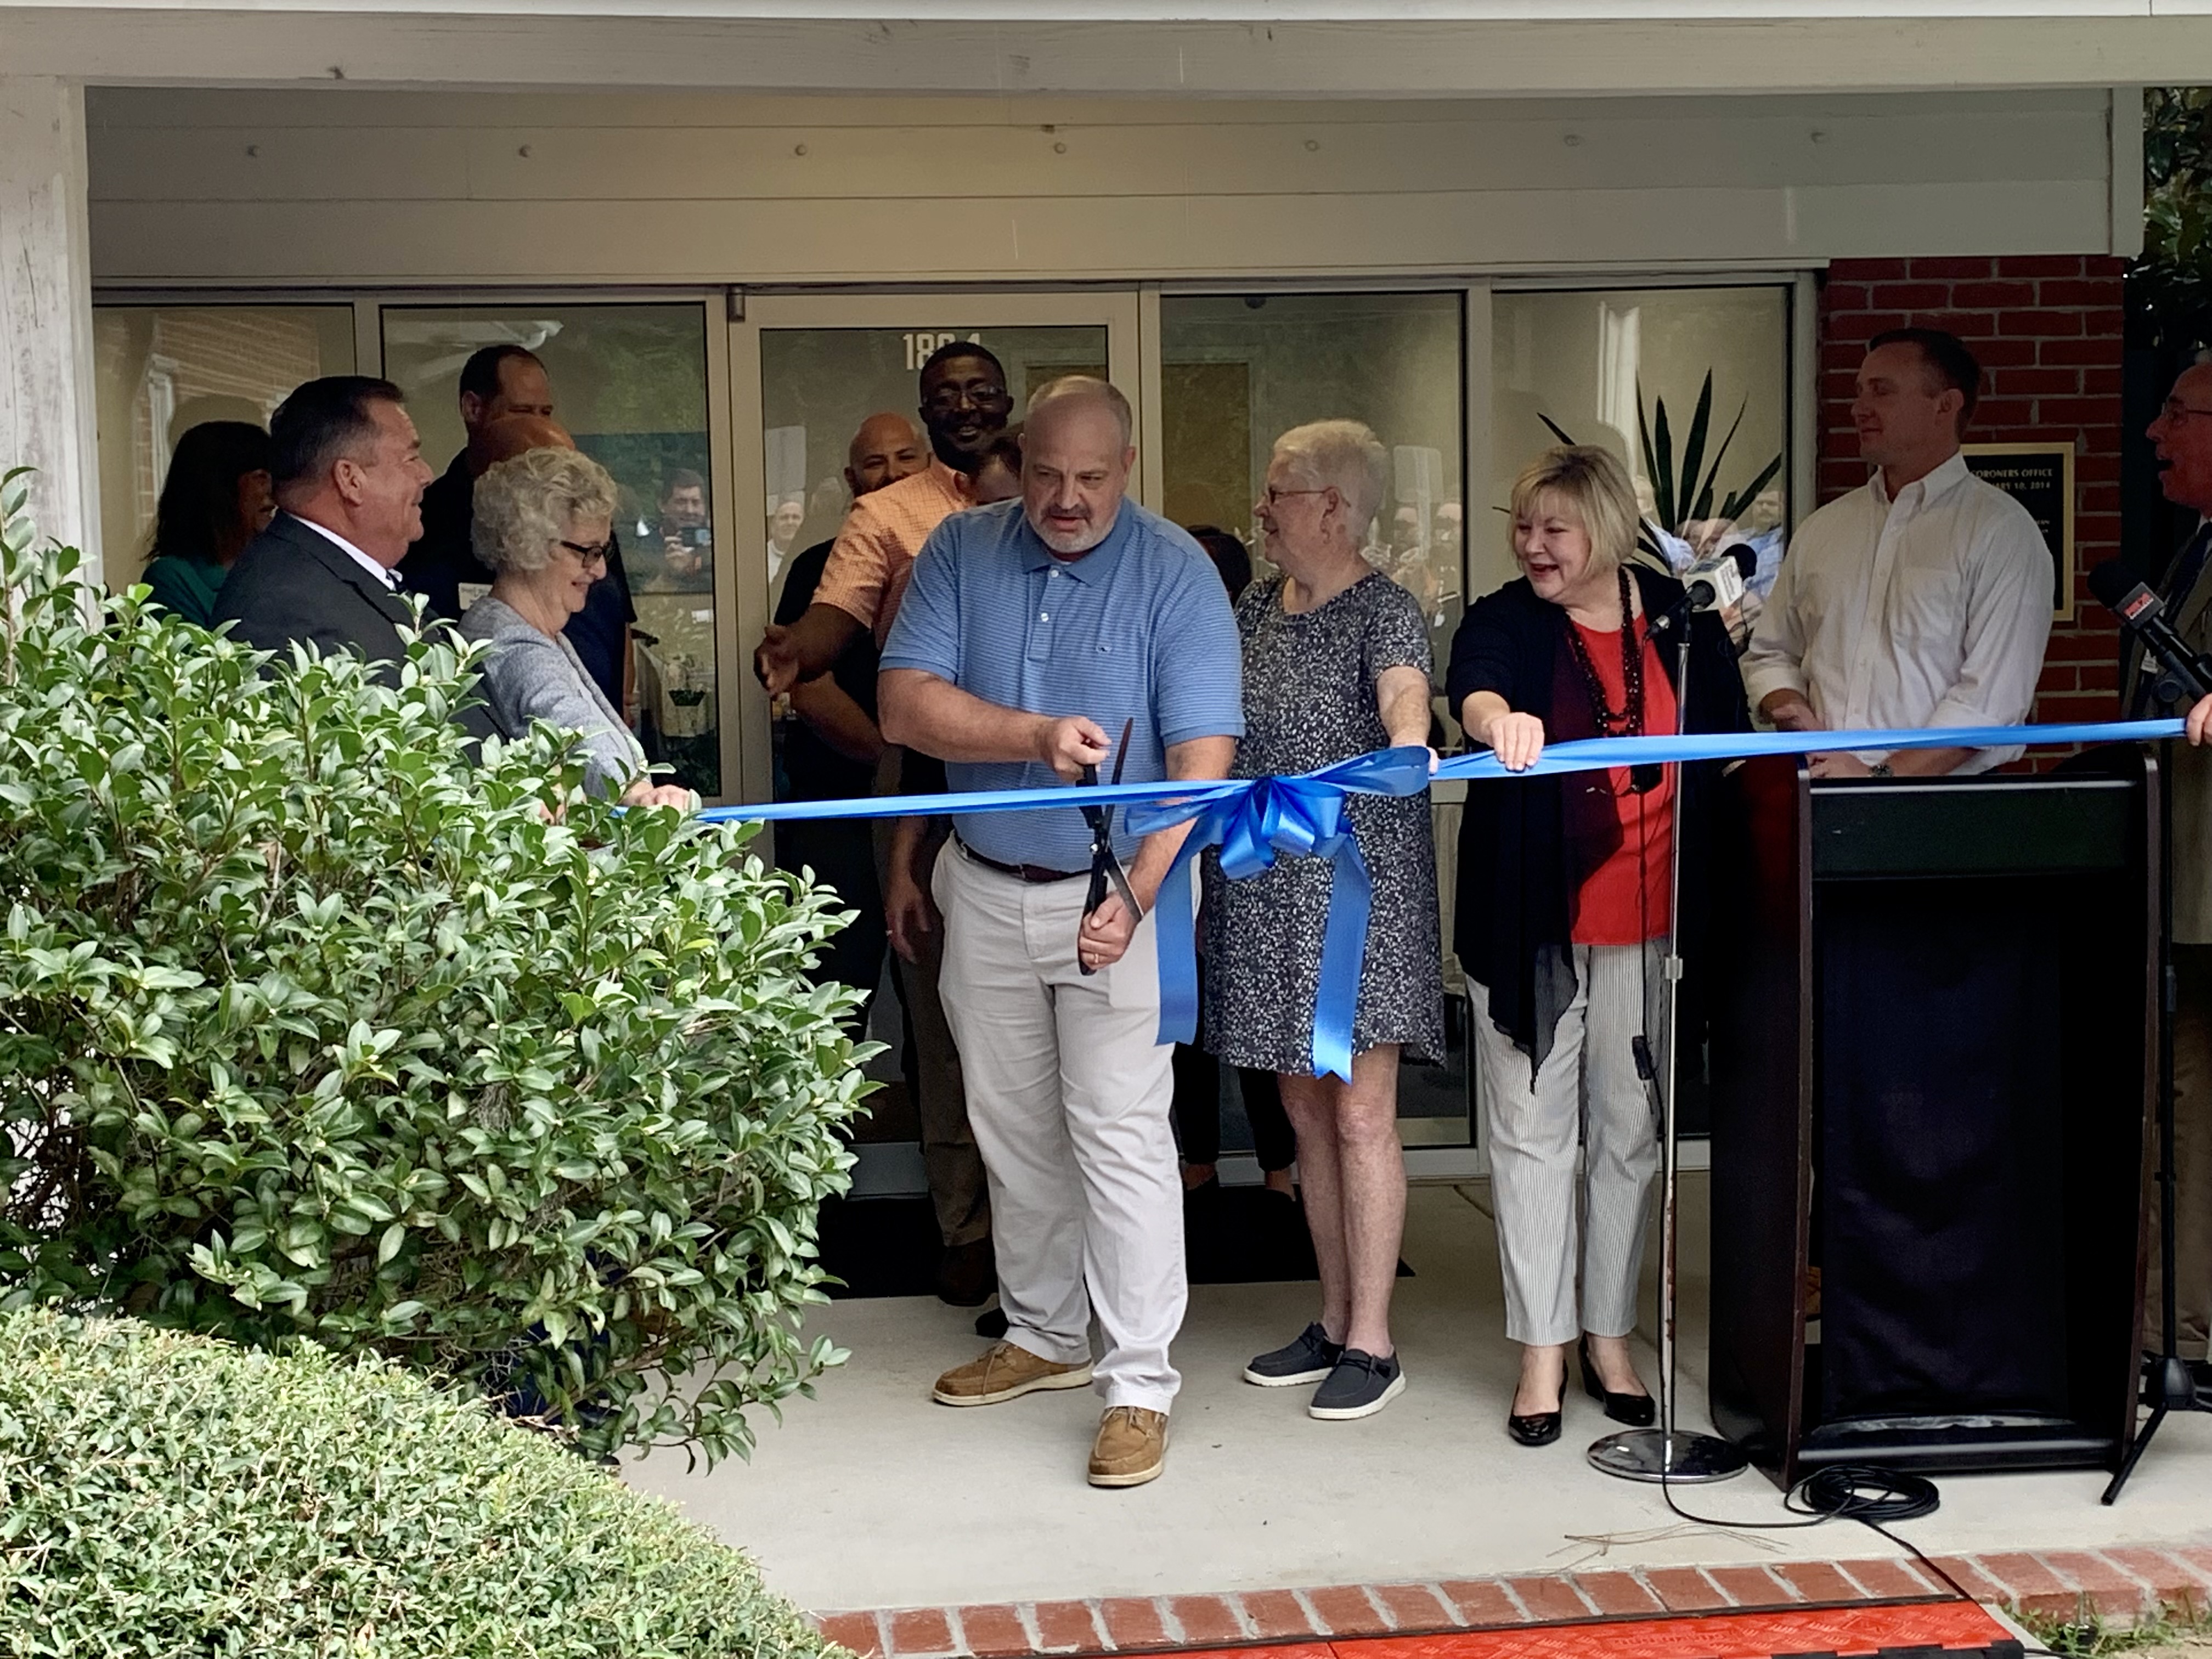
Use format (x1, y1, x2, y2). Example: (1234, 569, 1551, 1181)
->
(1706, 752, 2154, 1485)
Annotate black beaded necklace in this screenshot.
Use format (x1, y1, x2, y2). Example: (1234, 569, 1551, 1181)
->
(1562, 566, 1645, 737)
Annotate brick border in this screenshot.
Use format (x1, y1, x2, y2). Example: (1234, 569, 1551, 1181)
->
(813, 1545, 2212, 1657)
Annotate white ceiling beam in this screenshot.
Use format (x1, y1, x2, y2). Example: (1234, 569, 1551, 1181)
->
(9, 8, 2212, 97)
(9, 1, 2208, 18)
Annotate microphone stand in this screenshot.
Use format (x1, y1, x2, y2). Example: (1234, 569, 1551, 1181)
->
(2103, 668, 2208, 1504)
(1589, 601, 1748, 1486)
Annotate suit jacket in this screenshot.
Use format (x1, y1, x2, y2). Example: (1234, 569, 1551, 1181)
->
(2123, 524, 2212, 941)
(396, 453, 493, 621)
(212, 511, 503, 743)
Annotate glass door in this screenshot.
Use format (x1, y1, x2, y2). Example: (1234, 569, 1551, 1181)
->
(730, 291, 1143, 1198)
(1157, 290, 1476, 1166)
(728, 292, 1142, 805)
(382, 301, 724, 797)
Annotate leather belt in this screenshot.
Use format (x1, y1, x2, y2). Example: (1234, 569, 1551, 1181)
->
(957, 838, 1086, 885)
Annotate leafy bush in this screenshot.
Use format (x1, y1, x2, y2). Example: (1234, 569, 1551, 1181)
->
(2135, 87, 2212, 352)
(0, 473, 871, 1463)
(0, 1308, 846, 1657)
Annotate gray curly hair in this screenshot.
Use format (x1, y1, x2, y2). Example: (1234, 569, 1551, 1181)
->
(471, 446, 619, 574)
(1272, 419, 1391, 532)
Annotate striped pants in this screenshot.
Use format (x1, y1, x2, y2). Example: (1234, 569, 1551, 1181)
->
(1472, 941, 1662, 1348)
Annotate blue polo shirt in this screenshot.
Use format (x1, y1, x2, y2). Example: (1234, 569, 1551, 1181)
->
(881, 496, 1244, 871)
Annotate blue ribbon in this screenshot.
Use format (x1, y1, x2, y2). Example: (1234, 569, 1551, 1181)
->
(699, 719, 2186, 827)
(695, 717, 2186, 1078)
(1430, 718, 2184, 783)
(1121, 747, 1434, 1084)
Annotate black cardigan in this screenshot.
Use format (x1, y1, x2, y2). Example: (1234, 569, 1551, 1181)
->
(1444, 565, 1751, 1073)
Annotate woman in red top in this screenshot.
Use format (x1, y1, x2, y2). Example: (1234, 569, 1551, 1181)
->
(1446, 445, 1748, 1448)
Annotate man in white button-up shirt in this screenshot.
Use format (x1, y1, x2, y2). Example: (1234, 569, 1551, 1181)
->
(1742, 328, 2053, 777)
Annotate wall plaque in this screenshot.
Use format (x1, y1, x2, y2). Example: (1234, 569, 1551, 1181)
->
(1961, 442, 2076, 619)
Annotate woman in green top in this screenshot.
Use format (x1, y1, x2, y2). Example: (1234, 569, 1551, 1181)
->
(139, 421, 276, 627)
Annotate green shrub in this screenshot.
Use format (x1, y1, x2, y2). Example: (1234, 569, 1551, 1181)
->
(0, 472, 871, 1463)
(0, 1308, 845, 1657)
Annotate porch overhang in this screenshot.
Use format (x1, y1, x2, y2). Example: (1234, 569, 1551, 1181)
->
(5, 2, 2212, 97)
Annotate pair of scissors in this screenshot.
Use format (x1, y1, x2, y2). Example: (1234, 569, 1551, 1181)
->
(1077, 716, 1143, 975)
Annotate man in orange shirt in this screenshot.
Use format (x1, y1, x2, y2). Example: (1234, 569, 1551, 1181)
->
(755, 341, 1013, 1306)
(758, 343, 1012, 673)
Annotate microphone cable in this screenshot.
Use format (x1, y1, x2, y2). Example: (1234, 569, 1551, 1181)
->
(1646, 1460, 1967, 1606)
(1786, 1463, 1942, 1525)
(1646, 1468, 2086, 1657)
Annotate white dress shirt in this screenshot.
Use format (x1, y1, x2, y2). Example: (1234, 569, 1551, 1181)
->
(294, 513, 404, 593)
(1741, 452, 2053, 772)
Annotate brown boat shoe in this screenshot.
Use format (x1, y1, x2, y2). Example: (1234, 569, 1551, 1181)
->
(931, 1341, 1093, 1407)
(1087, 1406, 1168, 1488)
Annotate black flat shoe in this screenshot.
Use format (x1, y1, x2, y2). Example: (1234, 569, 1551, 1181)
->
(1507, 1408, 1562, 1447)
(1579, 1338, 1656, 1427)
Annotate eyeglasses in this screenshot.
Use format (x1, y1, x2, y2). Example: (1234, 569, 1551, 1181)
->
(557, 539, 613, 567)
(921, 383, 1011, 415)
(2160, 399, 2212, 425)
(1259, 485, 1333, 508)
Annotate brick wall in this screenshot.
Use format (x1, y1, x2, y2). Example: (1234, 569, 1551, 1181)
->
(122, 309, 330, 542)
(1818, 256, 2128, 737)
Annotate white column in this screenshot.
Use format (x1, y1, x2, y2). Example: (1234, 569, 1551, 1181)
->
(0, 77, 100, 583)
(2111, 86, 2146, 260)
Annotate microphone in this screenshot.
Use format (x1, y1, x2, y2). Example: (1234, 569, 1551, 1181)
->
(1650, 542, 1755, 642)
(2087, 559, 2212, 706)
(1685, 542, 1757, 613)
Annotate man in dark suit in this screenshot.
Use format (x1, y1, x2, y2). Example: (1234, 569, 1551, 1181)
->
(2153, 359, 2212, 1387)
(213, 375, 501, 742)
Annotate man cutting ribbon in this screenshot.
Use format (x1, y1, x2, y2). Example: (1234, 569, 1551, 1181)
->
(878, 375, 1242, 1491)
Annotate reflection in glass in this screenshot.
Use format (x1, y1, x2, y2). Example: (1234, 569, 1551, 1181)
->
(382, 304, 719, 796)
(759, 326, 1105, 606)
(1160, 292, 1470, 1150)
(757, 325, 1108, 804)
(93, 306, 356, 583)
(1160, 292, 1465, 675)
(1491, 287, 1791, 608)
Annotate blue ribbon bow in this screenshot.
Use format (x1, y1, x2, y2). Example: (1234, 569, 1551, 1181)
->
(1125, 746, 1434, 1083)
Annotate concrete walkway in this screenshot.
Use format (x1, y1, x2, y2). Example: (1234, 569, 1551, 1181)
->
(624, 1177, 2212, 1617)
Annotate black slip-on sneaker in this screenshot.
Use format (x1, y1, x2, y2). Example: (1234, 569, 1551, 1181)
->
(1308, 1348, 1406, 1420)
(1242, 1321, 1343, 1387)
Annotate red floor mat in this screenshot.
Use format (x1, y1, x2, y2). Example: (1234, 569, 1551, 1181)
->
(1177, 1600, 2018, 1659)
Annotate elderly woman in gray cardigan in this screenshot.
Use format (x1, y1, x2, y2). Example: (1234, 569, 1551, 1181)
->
(463, 447, 691, 808)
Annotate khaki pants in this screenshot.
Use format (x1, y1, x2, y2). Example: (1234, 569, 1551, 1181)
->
(1472, 943, 1663, 1349)
(933, 840, 1186, 1412)
(2151, 944, 2212, 1359)
(873, 753, 989, 1250)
